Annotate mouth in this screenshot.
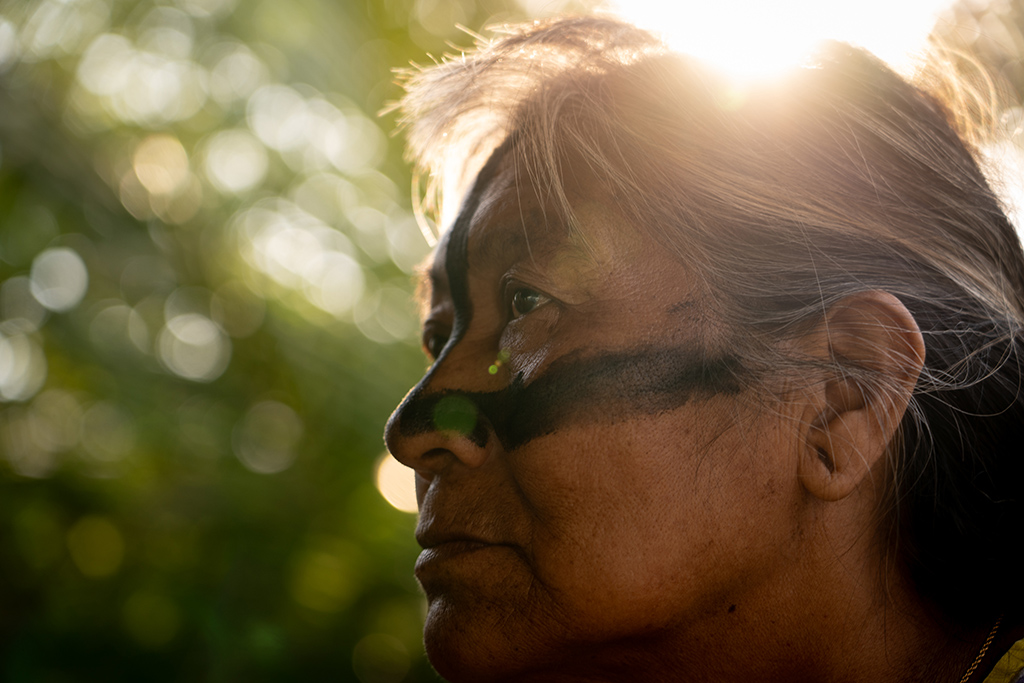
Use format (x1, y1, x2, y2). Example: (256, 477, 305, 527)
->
(414, 532, 514, 577)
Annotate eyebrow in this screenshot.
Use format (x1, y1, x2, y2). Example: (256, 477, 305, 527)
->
(417, 191, 588, 309)
(413, 218, 534, 320)
(475, 205, 589, 273)
(474, 211, 533, 265)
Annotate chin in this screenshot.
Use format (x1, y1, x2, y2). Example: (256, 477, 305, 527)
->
(422, 596, 557, 683)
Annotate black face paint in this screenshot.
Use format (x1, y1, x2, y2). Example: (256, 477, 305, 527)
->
(442, 142, 513, 350)
(386, 142, 510, 440)
(398, 346, 745, 451)
(389, 137, 743, 453)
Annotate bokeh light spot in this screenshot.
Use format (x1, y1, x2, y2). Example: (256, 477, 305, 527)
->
(67, 515, 124, 578)
(137, 7, 194, 60)
(177, 0, 238, 19)
(122, 590, 180, 648)
(247, 84, 309, 152)
(375, 455, 418, 514)
(0, 330, 48, 402)
(134, 134, 190, 196)
(306, 251, 365, 317)
(76, 30, 208, 125)
(158, 313, 231, 382)
(21, 0, 110, 62)
(354, 285, 418, 343)
(352, 633, 410, 683)
(289, 548, 356, 613)
(326, 112, 386, 174)
(203, 129, 268, 194)
(385, 213, 430, 274)
(292, 172, 359, 225)
(30, 247, 89, 312)
(90, 303, 150, 356)
(164, 285, 211, 320)
(232, 400, 303, 474)
(77, 33, 134, 96)
(119, 170, 154, 220)
(1, 276, 49, 330)
(151, 173, 203, 224)
(80, 401, 136, 465)
(412, 0, 469, 40)
(0, 18, 19, 71)
(207, 42, 267, 104)
(1, 406, 58, 477)
(30, 389, 83, 453)
(237, 199, 370, 317)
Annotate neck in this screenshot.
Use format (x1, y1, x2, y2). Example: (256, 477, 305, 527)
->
(594, 517, 984, 682)
(503, 571, 982, 683)
(505, 498, 997, 683)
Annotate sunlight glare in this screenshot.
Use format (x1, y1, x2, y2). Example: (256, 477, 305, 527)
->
(608, 0, 953, 79)
(375, 454, 418, 513)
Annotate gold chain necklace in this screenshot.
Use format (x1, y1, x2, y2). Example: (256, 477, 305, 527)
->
(959, 615, 1003, 683)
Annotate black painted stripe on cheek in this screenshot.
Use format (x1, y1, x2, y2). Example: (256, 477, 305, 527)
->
(398, 346, 746, 451)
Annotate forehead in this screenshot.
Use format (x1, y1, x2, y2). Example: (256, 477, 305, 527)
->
(427, 153, 636, 289)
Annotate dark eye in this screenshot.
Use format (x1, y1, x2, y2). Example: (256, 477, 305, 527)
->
(510, 287, 549, 319)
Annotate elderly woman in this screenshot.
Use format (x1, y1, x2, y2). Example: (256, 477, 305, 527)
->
(384, 16, 1024, 683)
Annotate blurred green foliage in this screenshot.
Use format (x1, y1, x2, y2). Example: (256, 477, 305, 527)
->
(0, 0, 1019, 681)
(0, 0, 593, 680)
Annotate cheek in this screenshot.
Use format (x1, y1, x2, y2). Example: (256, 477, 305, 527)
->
(499, 313, 561, 372)
(512, 406, 796, 632)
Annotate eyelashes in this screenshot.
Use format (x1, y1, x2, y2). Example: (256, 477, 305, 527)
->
(421, 282, 554, 361)
(424, 333, 448, 360)
(422, 320, 451, 361)
(503, 269, 555, 321)
(509, 287, 551, 319)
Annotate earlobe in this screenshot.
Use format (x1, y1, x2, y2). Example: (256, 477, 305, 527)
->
(797, 291, 926, 503)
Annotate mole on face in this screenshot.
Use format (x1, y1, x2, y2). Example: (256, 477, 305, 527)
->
(399, 345, 745, 451)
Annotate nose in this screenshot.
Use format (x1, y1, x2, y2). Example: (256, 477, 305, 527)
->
(384, 345, 497, 477)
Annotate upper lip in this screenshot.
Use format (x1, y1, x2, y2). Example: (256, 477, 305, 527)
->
(416, 528, 501, 550)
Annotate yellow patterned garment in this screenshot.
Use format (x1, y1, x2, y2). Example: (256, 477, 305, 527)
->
(984, 639, 1024, 683)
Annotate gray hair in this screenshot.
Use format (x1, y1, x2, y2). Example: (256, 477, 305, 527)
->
(397, 15, 1024, 625)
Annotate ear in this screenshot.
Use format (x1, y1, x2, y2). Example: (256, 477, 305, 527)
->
(797, 291, 925, 502)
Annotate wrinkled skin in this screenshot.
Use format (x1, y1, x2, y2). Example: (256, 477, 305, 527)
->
(384, 154, 819, 682)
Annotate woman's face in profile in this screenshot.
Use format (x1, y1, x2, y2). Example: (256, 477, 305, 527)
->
(385, 157, 808, 681)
